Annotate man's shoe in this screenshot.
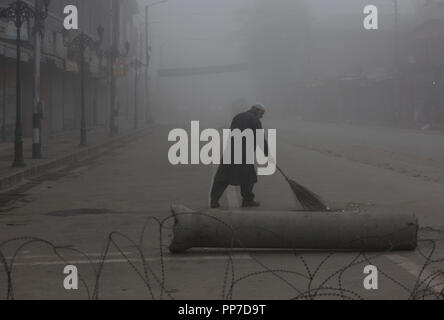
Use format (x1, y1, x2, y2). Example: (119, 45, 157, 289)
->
(242, 200, 261, 208)
(210, 202, 221, 209)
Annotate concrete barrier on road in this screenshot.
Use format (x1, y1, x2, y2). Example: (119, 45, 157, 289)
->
(169, 205, 418, 253)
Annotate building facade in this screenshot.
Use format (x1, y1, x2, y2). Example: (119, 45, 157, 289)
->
(0, 0, 139, 142)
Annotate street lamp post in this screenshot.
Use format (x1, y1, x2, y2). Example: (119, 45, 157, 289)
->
(62, 26, 103, 147)
(0, 0, 50, 167)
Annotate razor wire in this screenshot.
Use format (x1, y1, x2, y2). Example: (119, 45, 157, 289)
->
(0, 212, 443, 300)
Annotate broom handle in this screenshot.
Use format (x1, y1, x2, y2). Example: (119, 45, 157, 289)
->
(276, 165, 290, 182)
(262, 136, 290, 182)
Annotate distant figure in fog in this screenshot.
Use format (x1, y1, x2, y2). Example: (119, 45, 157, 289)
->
(210, 104, 268, 209)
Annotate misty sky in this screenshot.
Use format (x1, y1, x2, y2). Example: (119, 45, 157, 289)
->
(135, 0, 440, 120)
(137, 0, 419, 71)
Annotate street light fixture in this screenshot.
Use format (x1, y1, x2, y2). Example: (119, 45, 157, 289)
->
(62, 26, 104, 147)
(0, 0, 50, 167)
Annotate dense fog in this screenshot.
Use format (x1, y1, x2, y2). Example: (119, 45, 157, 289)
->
(140, 0, 440, 130)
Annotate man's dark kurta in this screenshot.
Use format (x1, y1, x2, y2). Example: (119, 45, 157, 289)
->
(211, 110, 267, 203)
(214, 110, 263, 186)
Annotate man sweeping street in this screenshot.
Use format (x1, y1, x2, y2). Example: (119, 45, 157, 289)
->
(210, 104, 268, 209)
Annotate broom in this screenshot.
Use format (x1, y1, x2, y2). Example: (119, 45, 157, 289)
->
(276, 165, 328, 211)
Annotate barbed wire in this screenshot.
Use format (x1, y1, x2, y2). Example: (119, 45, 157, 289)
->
(0, 213, 443, 300)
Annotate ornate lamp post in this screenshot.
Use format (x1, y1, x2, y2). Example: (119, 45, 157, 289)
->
(62, 26, 103, 147)
(0, 0, 50, 167)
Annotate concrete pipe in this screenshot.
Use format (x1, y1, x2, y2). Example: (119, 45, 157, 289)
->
(169, 205, 418, 253)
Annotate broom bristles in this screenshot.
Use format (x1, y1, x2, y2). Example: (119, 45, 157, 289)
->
(287, 179, 328, 211)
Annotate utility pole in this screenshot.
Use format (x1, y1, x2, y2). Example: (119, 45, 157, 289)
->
(144, 0, 167, 124)
(1, 59, 6, 142)
(79, 37, 86, 146)
(130, 58, 143, 129)
(110, 0, 120, 136)
(13, 3, 24, 167)
(134, 59, 139, 129)
(393, 0, 401, 125)
(104, 0, 129, 136)
(145, 5, 150, 123)
(32, 0, 46, 159)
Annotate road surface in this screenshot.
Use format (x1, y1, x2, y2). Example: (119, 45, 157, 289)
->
(0, 120, 443, 300)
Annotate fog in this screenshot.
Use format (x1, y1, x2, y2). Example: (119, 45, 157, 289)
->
(134, 0, 442, 129)
(1, 0, 444, 300)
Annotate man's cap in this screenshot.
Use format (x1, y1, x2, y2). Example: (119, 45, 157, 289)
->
(252, 104, 266, 112)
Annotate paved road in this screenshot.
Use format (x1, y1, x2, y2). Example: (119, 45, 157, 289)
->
(0, 121, 443, 300)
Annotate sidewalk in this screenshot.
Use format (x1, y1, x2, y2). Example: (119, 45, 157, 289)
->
(0, 121, 149, 191)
